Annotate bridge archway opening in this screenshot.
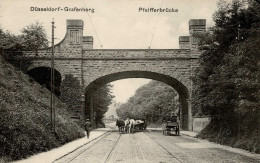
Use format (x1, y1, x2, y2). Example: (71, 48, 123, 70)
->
(84, 71, 191, 130)
(27, 67, 62, 96)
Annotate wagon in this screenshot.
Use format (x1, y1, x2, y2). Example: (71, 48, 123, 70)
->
(134, 119, 147, 132)
(162, 115, 180, 136)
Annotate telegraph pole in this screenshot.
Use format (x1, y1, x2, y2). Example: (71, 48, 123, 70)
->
(51, 19, 55, 133)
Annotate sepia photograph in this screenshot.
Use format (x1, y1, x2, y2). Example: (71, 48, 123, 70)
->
(0, 0, 259, 162)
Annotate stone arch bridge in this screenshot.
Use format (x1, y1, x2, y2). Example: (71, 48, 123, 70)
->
(21, 19, 206, 131)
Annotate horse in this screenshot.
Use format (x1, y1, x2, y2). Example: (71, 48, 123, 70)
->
(129, 119, 136, 133)
(116, 119, 125, 132)
(125, 119, 135, 133)
(124, 118, 130, 133)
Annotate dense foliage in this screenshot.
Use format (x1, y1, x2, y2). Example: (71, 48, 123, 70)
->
(60, 74, 82, 117)
(116, 81, 179, 123)
(0, 21, 48, 72)
(20, 21, 49, 51)
(92, 84, 114, 127)
(192, 0, 260, 153)
(0, 57, 84, 162)
(60, 76, 115, 128)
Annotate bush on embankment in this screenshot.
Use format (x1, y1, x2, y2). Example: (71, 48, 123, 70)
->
(192, 0, 260, 154)
(0, 56, 85, 162)
(197, 113, 260, 153)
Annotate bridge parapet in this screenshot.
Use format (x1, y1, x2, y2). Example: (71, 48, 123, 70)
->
(23, 46, 83, 59)
(23, 49, 201, 60)
(83, 49, 201, 59)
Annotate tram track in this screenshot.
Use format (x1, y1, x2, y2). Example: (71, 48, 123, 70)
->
(40, 128, 259, 163)
(144, 131, 183, 163)
(54, 129, 123, 163)
(53, 130, 113, 163)
(104, 132, 122, 163)
(54, 129, 182, 163)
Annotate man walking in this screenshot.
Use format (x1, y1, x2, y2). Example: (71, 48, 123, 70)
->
(84, 119, 91, 139)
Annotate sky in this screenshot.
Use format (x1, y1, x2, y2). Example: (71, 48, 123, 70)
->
(0, 0, 223, 49)
(110, 78, 151, 103)
(0, 0, 228, 106)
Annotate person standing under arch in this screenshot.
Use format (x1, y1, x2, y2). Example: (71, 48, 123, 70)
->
(84, 119, 91, 139)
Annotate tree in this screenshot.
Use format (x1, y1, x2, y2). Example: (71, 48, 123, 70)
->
(254, 0, 260, 4)
(20, 21, 48, 51)
(93, 84, 114, 127)
(192, 0, 260, 116)
(60, 74, 82, 117)
(116, 81, 179, 123)
(0, 29, 31, 72)
(192, 0, 260, 153)
(0, 21, 49, 71)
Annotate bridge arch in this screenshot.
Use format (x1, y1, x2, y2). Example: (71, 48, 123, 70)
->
(84, 71, 191, 130)
(27, 66, 62, 96)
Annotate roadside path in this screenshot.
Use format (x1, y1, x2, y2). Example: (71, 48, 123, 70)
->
(14, 128, 110, 163)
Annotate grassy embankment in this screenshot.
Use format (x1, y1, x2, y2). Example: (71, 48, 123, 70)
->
(0, 56, 84, 162)
(197, 116, 260, 154)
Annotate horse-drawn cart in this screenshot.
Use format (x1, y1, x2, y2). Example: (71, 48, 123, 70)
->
(162, 115, 180, 136)
(134, 119, 147, 131)
(116, 118, 147, 133)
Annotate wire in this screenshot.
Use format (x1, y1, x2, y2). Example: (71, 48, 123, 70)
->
(149, 0, 164, 49)
(81, 0, 103, 48)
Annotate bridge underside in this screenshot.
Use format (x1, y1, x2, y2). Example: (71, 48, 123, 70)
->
(27, 67, 62, 96)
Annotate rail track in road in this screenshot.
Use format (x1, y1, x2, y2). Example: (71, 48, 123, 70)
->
(55, 129, 182, 163)
(103, 132, 122, 163)
(54, 131, 113, 163)
(68, 131, 122, 163)
(53, 129, 123, 163)
(53, 129, 260, 163)
(144, 131, 183, 163)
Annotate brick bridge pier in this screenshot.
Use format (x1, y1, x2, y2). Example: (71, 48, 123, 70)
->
(23, 19, 206, 131)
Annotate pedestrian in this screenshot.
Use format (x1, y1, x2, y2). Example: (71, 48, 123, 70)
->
(84, 119, 91, 139)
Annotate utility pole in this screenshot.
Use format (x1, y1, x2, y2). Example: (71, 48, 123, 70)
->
(51, 18, 55, 133)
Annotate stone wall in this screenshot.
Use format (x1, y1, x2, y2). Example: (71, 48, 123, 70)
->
(179, 19, 206, 50)
(27, 49, 200, 89)
(192, 116, 211, 132)
(179, 36, 190, 49)
(81, 49, 199, 89)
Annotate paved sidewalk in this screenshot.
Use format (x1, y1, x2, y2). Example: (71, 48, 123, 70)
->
(13, 128, 110, 163)
(181, 130, 198, 137)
